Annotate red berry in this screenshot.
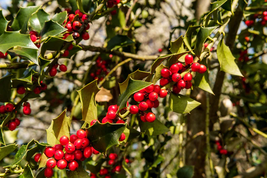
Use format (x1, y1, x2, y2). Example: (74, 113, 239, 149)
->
(63, 33, 70, 39)
(145, 84, 154, 93)
(220, 149, 228, 155)
(107, 110, 117, 120)
(77, 129, 87, 138)
(75, 9, 83, 18)
(81, 14, 87, 22)
(139, 102, 148, 111)
(183, 73, 192, 82)
(30, 34, 37, 42)
(83, 147, 92, 158)
(82, 32, 90, 40)
(65, 143, 75, 153)
(44, 167, 54, 178)
(5, 103, 14, 112)
(114, 165, 121, 172)
(23, 102, 30, 107)
(108, 159, 115, 165)
(66, 21, 73, 32)
(90, 119, 98, 126)
(68, 14, 75, 21)
(100, 168, 108, 175)
(54, 144, 63, 150)
(146, 99, 154, 108)
(177, 80, 186, 89)
(72, 32, 80, 39)
(263, 11, 267, 16)
(74, 139, 83, 149)
(59, 64, 67, 72)
(54, 150, 64, 160)
(73, 21, 82, 31)
(30, 30, 38, 36)
(34, 153, 41, 162)
(161, 68, 171, 78)
(102, 117, 113, 123)
(153, 100, 159, 108)
(46, 158, 57, 168)
(130, 105, 139, 114)
(86, 23, 90, 30)
(198, 64, 207, 73)
(148, 92, 158, 101)
(17, 85, 26, 94)
(191, 62, 200, 72)
(81, 138, 90, 148)
(159, 89, 168, 98)
(185, 54, 194, 65)
(170, 63, 180, 73)
(65, 153, 75, 162)
(49, 67, 57, 77)
(62, 50, 69, 57)
(145, 112, 156, 122)
(59, 135, 69, 145)
(57, 159, 67, 169)
(70, 134, 78, 143)
(119, 133, 126, 141)
(23, 106, 31, 115)
(14, 118, 20, 126)
(140, 114, 147, 122)
(108, 105, 118, 112)
(109, 153, 117, 160)
(69, 160, 79, 171)
(44, 147, 55, 158)
(173, 85, 181, 94)
(153, 85, 161, 93)
(8, 121, 17, 131)
(33, 86, 41, 94)
(92, 147, 99, 154)
(74, 150, 83, 160)
(133, 92, 144, 102)
(160, 78, 170, 86)
(185, 81, 192, 89)
(172, 73, 181, 82)
(41, 83, 47, 90)
(0, 105, 5, 114)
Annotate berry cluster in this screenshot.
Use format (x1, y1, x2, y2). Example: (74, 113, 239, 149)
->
(29, 31, 41, 48)
(245, 11, 267, 27)
(34, 129, 99, 177)
(49, 64, 68, 77)
(131, 84, 168, 123)
(90, 57, 109, 82)
(7, 118, 20, 131)
(107, 0, 120, 8)
(238, 50, 249, 62)
(215, 140, 228, 155)
(159, 54, 207, 94)
(0, 103, 20, 131)
(17, 81, 47, 95)
(0, 103, 14, 114)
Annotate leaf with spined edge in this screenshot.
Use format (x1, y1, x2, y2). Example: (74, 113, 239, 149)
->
(0, 144, 17, 161)
(46, 110, 71, 146)
(170, 36, 184, 53)
(40, 20, 66, 40)
(0, 32, 38, 53)
(12, 47, 38, 65)
(118, 78, 152, 111)
(29, 9, 49, 33)
(11, 6, 41, 33)
(184, 25, 199, 53)
(0, 10, 8, 35)
(106, 35, 134, 50)
(77, 80, 100, 124)
(195, 26, 216, 57)
(170, 93, 201, 114)
(86, 122, 126, 152)
(139, 119, 169, 136)
(217, 38, 243, 76)
(0, 75, 12, 102)
(194, 72, 214, 95)
(52, 11, 68, 24)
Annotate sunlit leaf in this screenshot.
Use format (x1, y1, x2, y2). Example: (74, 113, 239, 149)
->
(0, 144, 17, 161)
(170, 93, 201, 114)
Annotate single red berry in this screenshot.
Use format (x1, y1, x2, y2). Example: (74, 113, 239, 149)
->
(81, 14, 87, 22)
(173, 86, 181, 94)
(220, 149, 228, 155)
(44, 147, 56, 158)
(105, 175, 111, 178)
(153, 100, 159, 108)
(108, 159, 115, 165)
(65, 143, 75, 153)
(92, 147, 99, 154)
(40, 83, 47, 90)
(74, 150, 83, 160)
(33, 86, 41, 94)
(83, 147, 92, 158)
(130, 105, 139, 114)
(90, 119, 98, 126)
(108, 105, 118, 112)
(148, 92, 158, 101)
(170, 63, 180, 73)
(153, 85, 161, 93)
(116, 120, 125, 124)
(44, 167, 54, 178)
(62, 50, 69, 57)
(86, 23, 90, 30)
(0, 105, 5, 114)
(68, 14, 75, 21)
(185, 54, 194, 65)
(68, 160, 79, 171)
(191, 62, 200, 72)
(23, 106, 31, 115)
(217, 145, 222, 150)
(183, 73, 192, 82)
(145, 112, 156, 122)
(145, 84, 154, 93)
(59, 64, 67, 72)
(159, 89, 168, 98)
(72, 32, 80, 39)
(5, 103, 14, 112)
(133, 92, 144, 102)
(107, 110, 117, 120)
(29, 30, 38, 36)
(49, 67, 57, 77)
(57, 159, 67, 169)
(46, 158, 57, 168)
(177, 62, 183, 70)
(54, 144, 63, 150)
(102, 117, 113, 124)
(70, 134, 78, 143)
(75, 9, 83, 18)
(119, 133, 126, 141)
(160, 78, 170, 86)
(139, 102, 148, 111)
(109, 153, 117, 160)
(82, 32, 90, 40)
(198, 64, 207, 73)
(14, 118, 20, 126)
(73, 21, 82, 31)
(77, 129, 87, 138)
(177, 80, 186, 89)
(17, 85, 26, 94)
(100, 168, 108, 175)
(245, 36, 250, 42)
(30, 34, 37, 42)
(185, 81, 192, 89)
(74, 139, 83, 150)
(146, 99, 154, 108)
(59, 135, 69, 145)
(54, 150, 64, 160)
(204, 43, 208, 48)
(161, 68, 171, 78)
(81, 138, 90, 148)
(158, 48, 163, 53)
(114, 165, 121, 172)
(66, 21, 73, 32)
(65, 153, 75, 162)
(67, 44, 73, 51)
(8, 121, 17, 131)
(172, 73, 181, 82)
(34, 153, 41, 162)
(140, 114, 147, 122)
(263, 11, 267, 16)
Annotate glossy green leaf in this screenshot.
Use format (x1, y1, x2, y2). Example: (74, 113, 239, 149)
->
(68, 0, 78, 11)
(10, 145, 27, 166)
(194, 72, 214, 95)
(184, 25, 199, 53)
(195, 26, 216, 57)
(207, 0, 228, 17)
(111, 9, 126, 28)
(0, 75, 12, 102)
(77, 80, 100, 124)
(106, 35, 134, 50)
(139, 119, 169, 136)
(11, 6, 41, 33)
(52, 11, 68, 25)
(46, 110, 71, 146)
(86, 159, 105, 174)
(29, 9, 49, 33)
(57, 0, 69, 8)
(170, 93, 201, 114)
(40, 20, 66, 40)
(19, 165, 34, 178)
(12, 47, 38, 64)
(41, 37, 65, 56)
(170, 36, 184, 53)
(86, 122, 126, 152)
(118, 78, 152, 111)
(67, 165, 90, 178)
(176, 165, 194, 178)
(0, 32, 38, 53)
(0, 144, 17, 161)
(217, 39, 243, 76)
(0, 10, 8, 35)
(119, 70, 150, 94)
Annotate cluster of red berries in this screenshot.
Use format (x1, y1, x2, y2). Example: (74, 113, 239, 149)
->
(22, 102, 31, 115)
(159, 54, 206, 94)
(33, 129, 99, 177)
(0, 51, 7, 58)
(131, 84, 168, 123)
(215, 140, 228, 155)
(238, 50, 249, 62)
(29, 31, 41, 48)
(49, 64, 68, 77)
(17, 81, 47, 95)
(245, 11, 267, 27)
(0, 103, 14, 114)
(6, 118, 20, 131)
(90, 57, 109, 82)
(63, 9, 90, 42)
(107, 0, 120, 8)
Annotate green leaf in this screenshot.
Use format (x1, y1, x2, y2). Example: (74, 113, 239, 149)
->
(11, 6, 41, 33)
(169, 93, 201, 114)
(10, 145, 27, 166)
(29, 9, 49, 33)
(86, 122, 126, 152)
(12, 47, 38, 64)
(67, 164, 90, 178)
(195, 26, 216, 57)
(52, 11, 68, 25)
(40, 20, 66, 40)
(46, 110, 71, 146)
(77, 80, 100, 124)
(184, 25, 199, 53)
(86, 159, 105, 174)
(0, 128, 5, 145)
(118, 78, 152, 111)
(77, 0, 85, 13)
(0, 10, 8, 35)
(207, 0, 228, 17)
(111, 9, 126, 28)
(40, 37, 66, 56)
(139, 119, 169, 136)
(170, 36, 184, 53)
(119, 70, 150, 94)
(151, 155, 164, 168)
(57, 0, 70, 8)
(19, 165, 34, 178)
(168, 52, 189, 66)
(106, 35, 134, 50)
(0, 75, 12, 102)
(0, 32, 38, 53)
(176, 165, 194, 178)
(0, 144, 17, 161)
(122, 161, 132, 175)
(194, 72, 214, 95)
(217, 38, 243, 76)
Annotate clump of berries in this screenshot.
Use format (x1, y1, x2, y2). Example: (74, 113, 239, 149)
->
(238, 49, 249, 62)
(107, 0, 120, 8)
(245, 11, 267, 27)
(29, 31, 41, 48)
(90, 57, 109, 82)
(0, 103, 14, 115)
(49, 64, 68, 77)
(159, 54, 207, 94)
(34, 129, 99, 177)
(215, 140, 228, 155)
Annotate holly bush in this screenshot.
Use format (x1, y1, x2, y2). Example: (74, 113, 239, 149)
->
(1, 0, 267, 177)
